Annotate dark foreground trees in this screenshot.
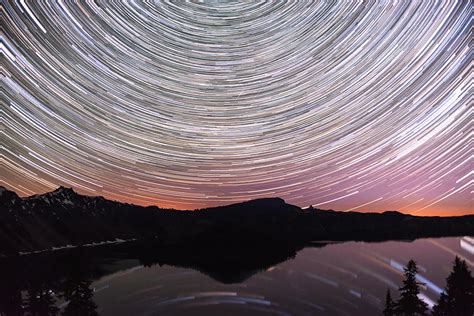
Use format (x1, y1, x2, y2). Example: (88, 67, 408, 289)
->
(384, 256, 474, 316)
(395, 259, 428, 315)
(432, 256, 474, 316)
(26, 284, 59, 316)
(383, 288, 396, 316)
(383, 259, 428, 315)
(62, 279, 98, 316)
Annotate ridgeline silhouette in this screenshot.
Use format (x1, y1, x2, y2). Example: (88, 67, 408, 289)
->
(1, 186, 473, 256)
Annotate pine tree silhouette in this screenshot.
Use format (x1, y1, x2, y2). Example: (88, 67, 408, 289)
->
(60, 251, 99, 316)
(395, 260, 428, 316)
(432, 256, 474, 316)
(26, 284, 59, 316)
(383, 288, 396, 316)
(62, 279, 98, 316)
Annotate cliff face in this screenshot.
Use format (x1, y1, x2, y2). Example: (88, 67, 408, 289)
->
(1, 186, 473, 256)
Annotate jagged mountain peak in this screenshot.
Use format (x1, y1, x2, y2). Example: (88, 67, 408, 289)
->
(50, 186, 76, 195)
(23, 186, 82, 207)
(40, 186, 80, 201)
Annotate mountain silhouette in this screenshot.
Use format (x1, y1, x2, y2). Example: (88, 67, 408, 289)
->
(0, 186, 473, 256)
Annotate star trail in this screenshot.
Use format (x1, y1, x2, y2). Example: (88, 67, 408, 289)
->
(2, 1, 471, 215)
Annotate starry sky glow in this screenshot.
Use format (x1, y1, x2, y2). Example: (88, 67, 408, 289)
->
(2, 1, 472, 215)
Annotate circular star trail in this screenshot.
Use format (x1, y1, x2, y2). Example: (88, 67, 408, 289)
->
(2, 1, 471, 214)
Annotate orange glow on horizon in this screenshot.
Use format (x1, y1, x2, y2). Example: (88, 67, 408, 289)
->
(11, 186, 472, 216)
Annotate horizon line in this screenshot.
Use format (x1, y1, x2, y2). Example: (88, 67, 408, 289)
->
(2, 185, 471, 217)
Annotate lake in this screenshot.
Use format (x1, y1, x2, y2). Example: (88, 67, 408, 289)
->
(1, 236, 472, 316)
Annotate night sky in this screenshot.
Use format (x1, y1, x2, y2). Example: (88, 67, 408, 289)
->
(2, 1, 471, 215)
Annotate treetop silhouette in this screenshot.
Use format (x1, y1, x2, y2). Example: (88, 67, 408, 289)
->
(432, 256, 474, 316)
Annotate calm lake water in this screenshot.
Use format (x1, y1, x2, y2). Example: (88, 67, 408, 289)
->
(2, 236, 473, 316)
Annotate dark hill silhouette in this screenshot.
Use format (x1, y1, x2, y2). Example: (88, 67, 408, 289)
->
(0, 186, 473, 256)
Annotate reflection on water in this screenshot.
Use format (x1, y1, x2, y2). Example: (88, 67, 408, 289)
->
(0, 237, 472, 316)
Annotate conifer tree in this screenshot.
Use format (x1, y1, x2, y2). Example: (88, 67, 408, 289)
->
(383, 288, 396, 316)
(26, 284, 59, 316)
(395, 260, 428, 316)
(432, 256, 474, 316)
(62, 278, 98, 316)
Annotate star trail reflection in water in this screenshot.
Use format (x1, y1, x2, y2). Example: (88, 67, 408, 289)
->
(85, 237, 471, 315)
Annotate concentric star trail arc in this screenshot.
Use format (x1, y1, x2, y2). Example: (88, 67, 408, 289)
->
(2, 1, 471, 215)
